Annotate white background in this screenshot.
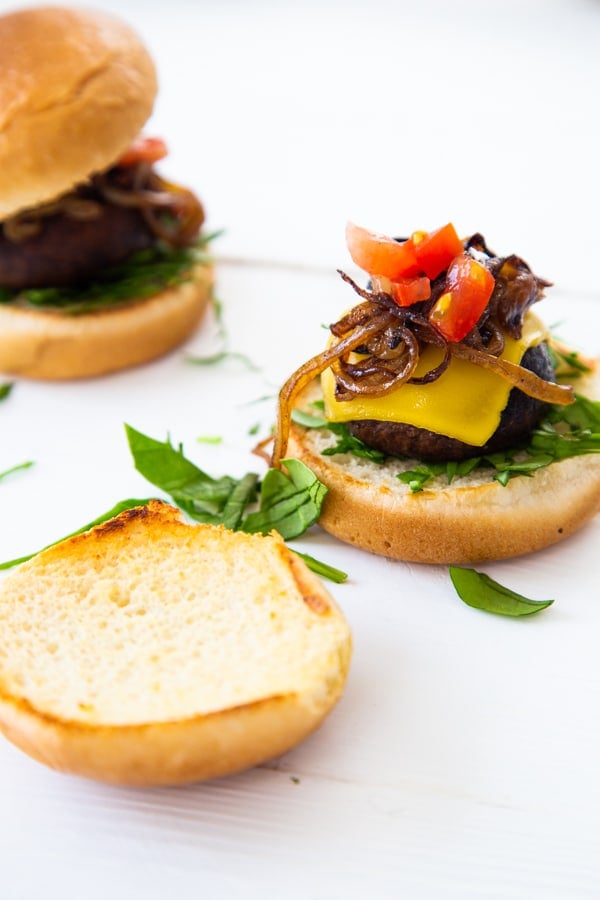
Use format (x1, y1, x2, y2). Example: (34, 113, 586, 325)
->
(1, 1, 600, 897)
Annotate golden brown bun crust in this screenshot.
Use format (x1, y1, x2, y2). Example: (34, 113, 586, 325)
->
(288, 378, 600, 564)
(0, 501, 352, 785)
(0, 681, 335, 787)
(0, 6, 157, 218)
(0, 262, 213, 379)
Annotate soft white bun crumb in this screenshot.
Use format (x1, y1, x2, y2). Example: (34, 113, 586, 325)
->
(0, 501, 352, 785)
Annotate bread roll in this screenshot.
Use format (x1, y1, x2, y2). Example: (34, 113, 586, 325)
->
(0, 6, 157, 218)
(287, 378, 600, 564)
(0, 262, 213, 379)
(0, 501, 352, 784)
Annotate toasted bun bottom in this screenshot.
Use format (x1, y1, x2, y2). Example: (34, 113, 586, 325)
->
(287, 380, 600, 564)
(0, 263, 213, 379)
(0, 502, 352, 785)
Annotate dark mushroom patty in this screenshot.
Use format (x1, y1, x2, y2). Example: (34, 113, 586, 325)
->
(0, 205, 155, 290)
(347, 342, 555, 462)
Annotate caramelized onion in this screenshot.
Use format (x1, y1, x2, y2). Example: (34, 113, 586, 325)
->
(3, 196, 103, 242)
(2, 161, 204, 249)
(272, 310, 396, 467)
(97, 168, 204, 247)
(331, 325, 419, 400)
(449, 343, 575, 405)
(271, 255, 574, 468)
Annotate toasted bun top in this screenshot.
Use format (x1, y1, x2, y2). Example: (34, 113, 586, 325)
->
(0, 6, 157, 219)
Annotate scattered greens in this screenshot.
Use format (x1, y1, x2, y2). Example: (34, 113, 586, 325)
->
(242, 458, 328, 540)
(0, 240, 212, 315)
(291, 551, 348, 585)
(397, 458, 481, 492)
(0, 382, 13, 402)
(548, 343, 593, 380)
(0, 427, 342, 581)
(291, 408, 386, 463)
(186, 350, 260, 371)
(125, 424, 243, 525)
(0, 498, 155, 570)
(0, 460, 33, 483)
(124, 425, 344, 581)
(293, 394, 600, 492)
(449, 566, 554, 617)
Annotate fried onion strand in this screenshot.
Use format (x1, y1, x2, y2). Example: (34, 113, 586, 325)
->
(449, 343, 575, 405)
(271, 310, 397, 467)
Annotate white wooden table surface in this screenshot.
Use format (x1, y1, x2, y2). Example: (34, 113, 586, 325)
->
(1, 1, 600, 897)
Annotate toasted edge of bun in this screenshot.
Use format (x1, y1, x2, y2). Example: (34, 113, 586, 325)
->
(0, 501, 352, 785)
(0, 6, 157, 218)
(287, 377, 600, 564)
(0, 262, 213, 379)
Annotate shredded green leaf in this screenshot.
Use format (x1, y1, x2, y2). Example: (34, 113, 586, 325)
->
(449, 566, 554, 616)
(294, 394, 600, 490)
(243, 458, 328, 540)
(0, 241, 211, 315)
(186, 350, 260, 371)
(0, 382, 14, 402)
(292, 551, 348, 584)
(547, 343, 593, 380)
(0, 460, 33, 483)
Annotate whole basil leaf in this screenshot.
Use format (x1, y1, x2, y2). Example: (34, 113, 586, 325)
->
(449, 566, 554, 617)
(125, 424, 239, 523)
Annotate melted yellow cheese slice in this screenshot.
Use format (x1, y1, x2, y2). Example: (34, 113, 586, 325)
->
(322, 313, 548, 446)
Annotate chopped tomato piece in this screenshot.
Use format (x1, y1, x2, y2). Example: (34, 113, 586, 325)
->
(391, 276, 431, 307)
(118, 136, 168, 168)
(346, 221, 421, 279)
(411, 223, 464, 279)
(429, 253, 495, 342)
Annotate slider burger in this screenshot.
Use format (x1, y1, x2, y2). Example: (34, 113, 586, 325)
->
(0, 6, 211, 379)
(272, 222, 600, 564)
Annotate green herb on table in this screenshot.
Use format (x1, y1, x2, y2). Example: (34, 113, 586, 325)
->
(0, 460, 33, 483)
(449, 566, 554, 617)
(292, 551, 347, 585)
(186, 349, 260, 371)
(124, 425, 345, 582)
(197, 435, 223, 445)
(243, 458, 328, 540)
(0, 382, 13, 402)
